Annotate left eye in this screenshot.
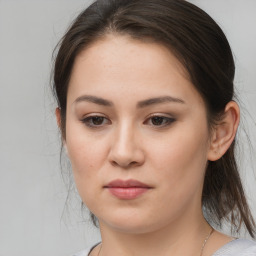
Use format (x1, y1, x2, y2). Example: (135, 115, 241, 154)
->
(81, 116, 110, 127)
(145, 116, 175, 127)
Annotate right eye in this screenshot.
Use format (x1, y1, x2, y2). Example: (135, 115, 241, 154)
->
(81, 115, 110, 128)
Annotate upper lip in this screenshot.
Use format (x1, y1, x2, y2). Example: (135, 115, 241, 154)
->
(105, 179, 152, 188)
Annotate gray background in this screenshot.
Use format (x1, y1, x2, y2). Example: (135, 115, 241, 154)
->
(0, 1, 255, 255)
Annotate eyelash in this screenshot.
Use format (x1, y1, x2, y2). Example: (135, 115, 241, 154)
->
(81, 115, 176, 128)
(144, 115, 176, 127)
(81, 115, 110, 128)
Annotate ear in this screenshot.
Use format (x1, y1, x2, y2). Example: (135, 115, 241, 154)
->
(207, 101, 240, 161)
(55, 107, 69, 155)
(55, 108, 65, 138)
(55, 107, 61, 128)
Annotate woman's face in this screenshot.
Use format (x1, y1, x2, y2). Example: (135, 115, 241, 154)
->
(64, 35, 212, 233)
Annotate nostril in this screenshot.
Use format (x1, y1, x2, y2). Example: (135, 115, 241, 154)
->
(110, 160, 139, 168)
(110, 160, 119, 167)
(108, 143, 145, 168)
(129, 161, 138, 167)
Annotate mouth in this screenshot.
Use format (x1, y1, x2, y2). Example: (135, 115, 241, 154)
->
(104, 179, 152, 200)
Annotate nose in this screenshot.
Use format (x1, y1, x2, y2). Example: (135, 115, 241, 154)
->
(108, 123, 145, 169)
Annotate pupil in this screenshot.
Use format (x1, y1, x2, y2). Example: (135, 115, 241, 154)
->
(152, 117, 163, 125)
(92, 116, 104, 125)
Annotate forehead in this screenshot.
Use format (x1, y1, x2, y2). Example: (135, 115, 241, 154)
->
(67, 34, 203, 107)
(73, 34, 188, 80)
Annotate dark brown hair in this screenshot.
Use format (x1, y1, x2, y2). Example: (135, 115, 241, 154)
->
(52, 0, 255, 237)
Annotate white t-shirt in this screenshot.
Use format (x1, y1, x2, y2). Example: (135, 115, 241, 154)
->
(73, 239, 256, 256)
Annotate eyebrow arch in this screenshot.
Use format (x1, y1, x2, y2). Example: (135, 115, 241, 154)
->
(73, 95, 113, 106)
(137, 96, 185, 108)
(73, 95, 185, 108)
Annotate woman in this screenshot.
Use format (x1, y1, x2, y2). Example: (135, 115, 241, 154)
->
(52, 0, 256, 255)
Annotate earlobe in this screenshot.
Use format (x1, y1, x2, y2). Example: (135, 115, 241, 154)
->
(55, 107, 68, 155)
(55, 107, 61, 128)
(56, 107, 66, 142)
(207, 101, 240, 161)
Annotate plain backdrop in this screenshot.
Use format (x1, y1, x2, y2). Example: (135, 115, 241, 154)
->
(0, 1, 255, 255)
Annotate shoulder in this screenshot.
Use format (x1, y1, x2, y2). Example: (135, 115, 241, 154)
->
(71, 239, 256, 256)
(71, 248, 90, 256)
(71, 243, 100, 256)
(213, 239, 256, 256)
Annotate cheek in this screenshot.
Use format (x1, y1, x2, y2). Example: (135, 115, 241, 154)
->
(65, 122, 108, 196)
(67, 138, 100, 172)
(66, 117, 105, 166)
(148, 123, 209, 192)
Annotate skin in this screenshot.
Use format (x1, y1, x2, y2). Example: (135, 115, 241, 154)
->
(56, 35, 240, 256)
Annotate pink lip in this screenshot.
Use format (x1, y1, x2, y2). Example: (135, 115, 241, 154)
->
(104, 179, 152, 200)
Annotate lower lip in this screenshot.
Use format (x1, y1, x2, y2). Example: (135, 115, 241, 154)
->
(106, 187, 150, 200)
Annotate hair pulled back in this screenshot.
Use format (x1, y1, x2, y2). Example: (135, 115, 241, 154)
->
(52, 0, 255, 237)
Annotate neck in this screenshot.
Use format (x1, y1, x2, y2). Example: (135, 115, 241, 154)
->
(98, 213, 211, 256)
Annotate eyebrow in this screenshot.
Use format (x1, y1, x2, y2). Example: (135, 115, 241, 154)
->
(137, 96, 185, 108)
(74, 95, 113, 106)
(73, 95, 185, 107)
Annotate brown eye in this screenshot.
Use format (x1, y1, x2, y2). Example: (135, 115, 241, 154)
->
(91, 116, 104, 125)
(144, 115, 176, 127)
(151, 116, 165, 126)
(81, 115, 110, 128)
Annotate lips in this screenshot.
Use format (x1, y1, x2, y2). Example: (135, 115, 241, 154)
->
(104, 179, 152, 200)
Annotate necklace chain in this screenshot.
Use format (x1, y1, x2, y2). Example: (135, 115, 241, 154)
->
(97, 243, 102, 256)
(200, 227, 214, 256)
(96, 227, 214, 256)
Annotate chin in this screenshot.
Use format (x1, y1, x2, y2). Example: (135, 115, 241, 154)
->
(97, 209, 168, 234)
